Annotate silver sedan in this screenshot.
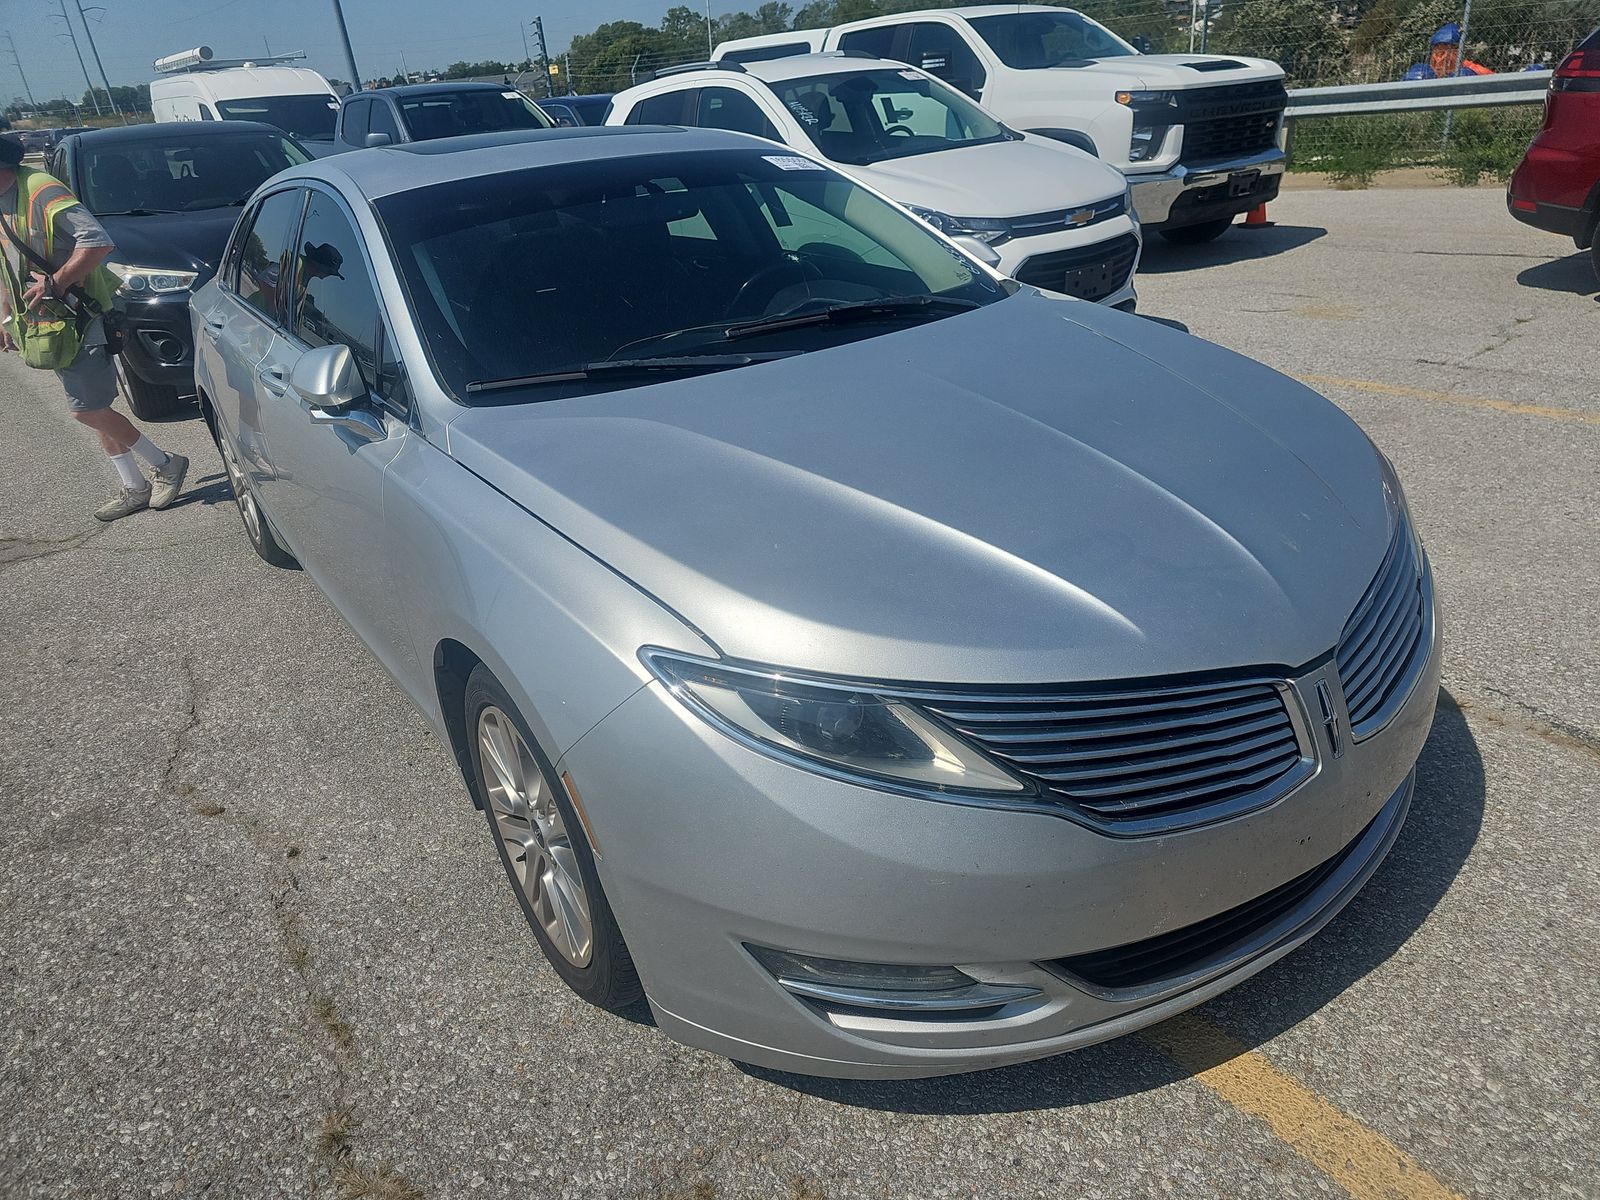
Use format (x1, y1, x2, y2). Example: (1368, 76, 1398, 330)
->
(192, 127, 1440, 1079)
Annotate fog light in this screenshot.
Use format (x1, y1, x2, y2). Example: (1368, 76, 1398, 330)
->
(747, 945, 1042, 1013)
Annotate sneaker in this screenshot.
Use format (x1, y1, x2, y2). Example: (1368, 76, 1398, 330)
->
(95, 485, 151, 522)
(149, 453, 189, 510)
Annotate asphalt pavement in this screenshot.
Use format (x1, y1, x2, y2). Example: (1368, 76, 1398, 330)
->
(1, 186, 1596, 1200)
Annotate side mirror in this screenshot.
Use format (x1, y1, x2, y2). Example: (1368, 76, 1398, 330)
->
(1132, 35, 1153, 54)
(290, 343, 364, 410)
(951, 235, 1002, 268)
(364, 131, 393, 148)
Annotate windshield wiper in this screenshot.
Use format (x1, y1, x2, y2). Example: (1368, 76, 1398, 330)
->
(95, 207, 181, 216)
(466, 352, 795, 395)
(723, 296, 980, 341)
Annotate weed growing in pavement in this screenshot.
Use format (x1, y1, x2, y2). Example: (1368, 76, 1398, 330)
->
(332, 1161, 426, 1200)
(192, 801, 225, 817)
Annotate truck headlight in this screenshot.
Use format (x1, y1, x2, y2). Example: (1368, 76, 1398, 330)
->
(642, 650, 1026, 796)
(1128, 124, 1169, 162)
(906, 207, 1011, 245)
(106, 262, 198, 296)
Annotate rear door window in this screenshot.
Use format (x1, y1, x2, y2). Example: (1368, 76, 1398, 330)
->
(626, 90, 694, 125)
(905, 23, 988, 97)
(233, 188, 306, 324)
(837, 26, 900, 59)
(695, 87, 781, 140)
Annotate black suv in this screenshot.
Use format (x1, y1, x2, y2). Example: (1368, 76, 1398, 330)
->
(51, 121, 309, 418)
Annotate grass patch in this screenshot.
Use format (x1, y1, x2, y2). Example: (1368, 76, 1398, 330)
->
(333, 1161, 425, 1200)
(192, 801, 225, 817)
(318, 1107, 355, 1162)
(312, 994, 355, 1055)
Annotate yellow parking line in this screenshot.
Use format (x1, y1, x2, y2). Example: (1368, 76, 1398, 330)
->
(1295, 372, 1600, 428)
(1142, 1014, 1465, 1200)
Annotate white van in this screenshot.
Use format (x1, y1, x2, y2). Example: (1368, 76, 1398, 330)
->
(151, 48, 340, 152)
(718, 7, 1289, 244)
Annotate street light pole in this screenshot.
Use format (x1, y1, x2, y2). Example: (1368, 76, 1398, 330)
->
(72, 1, 124, 122)
(329, 0, 361, 89)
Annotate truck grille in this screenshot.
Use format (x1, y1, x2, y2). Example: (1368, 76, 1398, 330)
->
(1012, 233, 1139, 303)
(1178, 81, 1286, 165)
(1337, 522, 1427, 739)
(921, 675, 1309, 834)
(1046, 809, 1372, 991)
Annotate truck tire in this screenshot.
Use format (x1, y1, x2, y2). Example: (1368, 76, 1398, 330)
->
(1159, 218, 1236, 246)
(114, 357, 187, 421)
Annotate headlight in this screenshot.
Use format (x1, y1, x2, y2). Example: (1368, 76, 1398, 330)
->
(906, 206, 1011, 245)
(1128, 124, 1168, 162)
(106, 262, 198, 296)
(1376, 449, 1421, 558)
(642, 650, 1026, 796)
(1116, 90, 1176, 163)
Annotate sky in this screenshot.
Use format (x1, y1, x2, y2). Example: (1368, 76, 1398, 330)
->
(0, 0, 708, 105)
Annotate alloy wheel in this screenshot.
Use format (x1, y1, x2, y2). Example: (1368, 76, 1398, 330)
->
(217, 430, 261, 545)
(477, 705, 594, 967)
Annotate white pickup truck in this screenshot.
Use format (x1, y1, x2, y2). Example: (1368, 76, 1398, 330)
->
(715, 5, 1289, 243)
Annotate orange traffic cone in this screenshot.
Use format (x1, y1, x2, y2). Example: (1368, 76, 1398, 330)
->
(1243, 202, 1273, 229)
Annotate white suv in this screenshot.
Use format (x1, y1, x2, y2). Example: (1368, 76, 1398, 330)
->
(608, 54, 1140, 308)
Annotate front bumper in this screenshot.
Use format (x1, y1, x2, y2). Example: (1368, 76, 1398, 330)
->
(114, 292, 198, 395)
(559, 573, 1443, 1078)
(1130, 148, 1287, 230)
(993, 215, 1142, 310)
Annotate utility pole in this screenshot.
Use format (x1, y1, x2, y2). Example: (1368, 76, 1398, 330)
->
(329, 0, 361, 89)
(52, 0, 101, 115)
(3, 33, 37, 110)
(71, 2, 123, 122)
(530, 15, 552, 98)
(705, 0, 713, 58)
(521, 22, 531, 68)
(400, 50, 411, 84)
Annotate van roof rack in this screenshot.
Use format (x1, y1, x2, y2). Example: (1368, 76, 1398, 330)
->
(155, 47, 309, 75)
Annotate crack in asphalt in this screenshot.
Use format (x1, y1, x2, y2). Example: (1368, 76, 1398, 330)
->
(1439, 684, 1600, 764)
(166, 655, 425, 1200)
(0, 526, 103, 568)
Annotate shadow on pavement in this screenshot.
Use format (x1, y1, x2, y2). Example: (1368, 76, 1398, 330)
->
(1136, 224, 1327, 275)
(740, 691, 1484, 1113)
(1515, 252, 1597, 299)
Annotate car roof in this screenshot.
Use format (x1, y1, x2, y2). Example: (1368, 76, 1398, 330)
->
(715, 53, 914, 84)
(69, 120, 288, 146)
(276, 126, 766, 201)
(367, 82, 527, 99)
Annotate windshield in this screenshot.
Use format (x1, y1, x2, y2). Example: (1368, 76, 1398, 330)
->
(968, 11, 1135, 68)
(215, 94, 339, 141)
(375, 148, 1005, 401)
(81, 134, 310, 214)
(769, 68, 1008, 166)
(397, 89, 554, 141)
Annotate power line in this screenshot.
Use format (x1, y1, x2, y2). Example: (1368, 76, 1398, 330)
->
(51, 0, 101, 115)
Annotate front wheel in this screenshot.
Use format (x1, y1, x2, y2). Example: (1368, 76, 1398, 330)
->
(466, 665, 642, 1011)
(211, 417, 297, 568)
(114, 357, 187, 420)
(1158, 217, 1236, 245)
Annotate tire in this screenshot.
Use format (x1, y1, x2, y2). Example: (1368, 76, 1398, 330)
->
(210, 417, 297, 568)
(1158, 217, 1236, 245)
(114, 356, 187, 421)
(465, 664, 642, 1012)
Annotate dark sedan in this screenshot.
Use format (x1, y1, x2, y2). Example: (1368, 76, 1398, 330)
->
(50, 121, 310, 418)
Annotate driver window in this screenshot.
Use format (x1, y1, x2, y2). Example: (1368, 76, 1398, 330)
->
(905, 23, 988, 97)
(289, 194, 383, 400)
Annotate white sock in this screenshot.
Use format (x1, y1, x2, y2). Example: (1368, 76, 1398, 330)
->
(109, 451, 145, 490)
(128, 433, 169, 468)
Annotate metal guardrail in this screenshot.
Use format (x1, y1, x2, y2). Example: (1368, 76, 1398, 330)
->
(1285, 71, 1551, 118)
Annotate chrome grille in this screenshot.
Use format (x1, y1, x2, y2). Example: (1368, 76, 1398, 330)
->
(1337, 522, 1427, 739)
(921, 677, 1309, 834)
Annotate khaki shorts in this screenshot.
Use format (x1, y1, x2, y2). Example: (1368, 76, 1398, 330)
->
(56, 337, 118, 413)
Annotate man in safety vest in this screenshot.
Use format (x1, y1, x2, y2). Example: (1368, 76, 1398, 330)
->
(0, 134, 188, 521)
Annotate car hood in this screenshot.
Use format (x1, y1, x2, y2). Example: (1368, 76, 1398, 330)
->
(845, 137, 1127, 218)
(445, 295, 1392, 684)
(1066, 53, 1284, 90)
(98, 207, 239, 282)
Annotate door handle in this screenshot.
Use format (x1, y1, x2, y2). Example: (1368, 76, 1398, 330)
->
(199, 315, 225, 340)
(257, 366, 289, 395)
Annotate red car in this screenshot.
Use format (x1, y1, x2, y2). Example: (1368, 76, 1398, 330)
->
(1509, 27, 1600, 278)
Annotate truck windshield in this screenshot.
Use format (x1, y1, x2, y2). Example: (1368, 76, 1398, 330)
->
(215, 94, 339, 141)
(396, 90, 554, 141)
(80, 133, 310, 214)
(374, 148, 1005, 401)
(769, 69, 1008, 166)
(968, 11, 1136, 68)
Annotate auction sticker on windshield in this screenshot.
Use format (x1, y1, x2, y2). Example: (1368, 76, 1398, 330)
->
(763, 155, 825, 171)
